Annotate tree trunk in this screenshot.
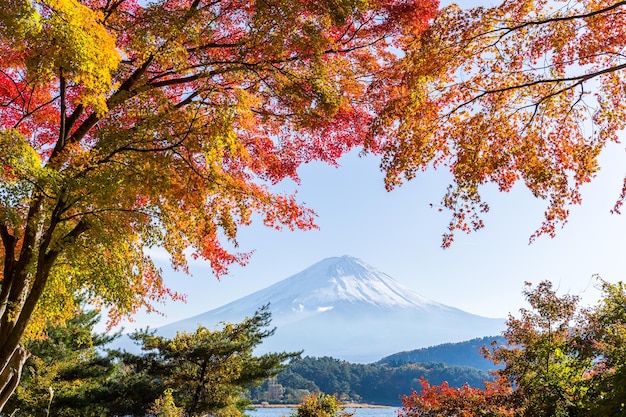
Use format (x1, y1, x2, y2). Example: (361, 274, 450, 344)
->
(0, 197, 64, 412)
(0, 344, 30, 412)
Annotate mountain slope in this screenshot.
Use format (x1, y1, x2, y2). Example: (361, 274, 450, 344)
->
(377, 335, 508, 371)
(156, 256, 505, 363)
(252, 356, 492, 406)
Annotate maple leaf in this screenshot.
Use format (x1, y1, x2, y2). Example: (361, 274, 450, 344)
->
(376, 0, 626, 246)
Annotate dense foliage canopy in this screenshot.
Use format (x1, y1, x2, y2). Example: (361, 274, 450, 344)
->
(250, 355, 491, 406)
(0, 0, 437, 409)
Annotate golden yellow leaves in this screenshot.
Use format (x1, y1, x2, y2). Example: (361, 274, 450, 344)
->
(9, 0, 121, 114)
(0, 130, 42, 181)
(0, 0, 40, 41)
(25, 267, 75, 340)
(46, 0, 120, 112)
(0, 130, 59, 234)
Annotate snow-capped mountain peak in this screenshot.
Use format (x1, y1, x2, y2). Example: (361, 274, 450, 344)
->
(155, 256, 505, 363)
(274, 255, 439, 309)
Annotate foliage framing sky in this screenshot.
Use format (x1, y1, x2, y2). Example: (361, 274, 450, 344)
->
(121, 136, 626, 331)
(116, 0, 626, 332)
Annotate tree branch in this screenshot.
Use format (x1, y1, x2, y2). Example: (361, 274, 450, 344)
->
(496, 1, 626, 34)
(3, 217, 88, 364)
(64, 104, 84, 138)
(54, 56, 155, 162)
(54, 0, 208, 162)
(0, 225, 16, 320)
(54, 69, 67, 157)
(444, 62, 626, 118)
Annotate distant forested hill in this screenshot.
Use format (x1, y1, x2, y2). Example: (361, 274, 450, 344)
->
(248, 356, 492, 406)
(376, 336, 506, 371)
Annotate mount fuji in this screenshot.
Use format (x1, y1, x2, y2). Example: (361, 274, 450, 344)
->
(155, 256, 505, 363)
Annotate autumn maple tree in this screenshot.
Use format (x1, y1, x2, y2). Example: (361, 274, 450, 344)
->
(0, 0, 438, 410)
(377, 0, 626, 246)
(400, 279, 626, 417)
(485, 281, 591, 416)
(400, 376, 515, 417)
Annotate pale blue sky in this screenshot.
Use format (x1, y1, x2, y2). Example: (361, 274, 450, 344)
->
(119, 136, 626, 331)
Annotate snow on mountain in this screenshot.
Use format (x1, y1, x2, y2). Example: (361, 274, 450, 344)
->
(153, 256, 505, 363)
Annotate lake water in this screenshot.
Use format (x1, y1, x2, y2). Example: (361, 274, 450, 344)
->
(249, 407, 400, 417)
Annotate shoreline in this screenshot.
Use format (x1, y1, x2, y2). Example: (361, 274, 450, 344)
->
(249, 404, 395, 409)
